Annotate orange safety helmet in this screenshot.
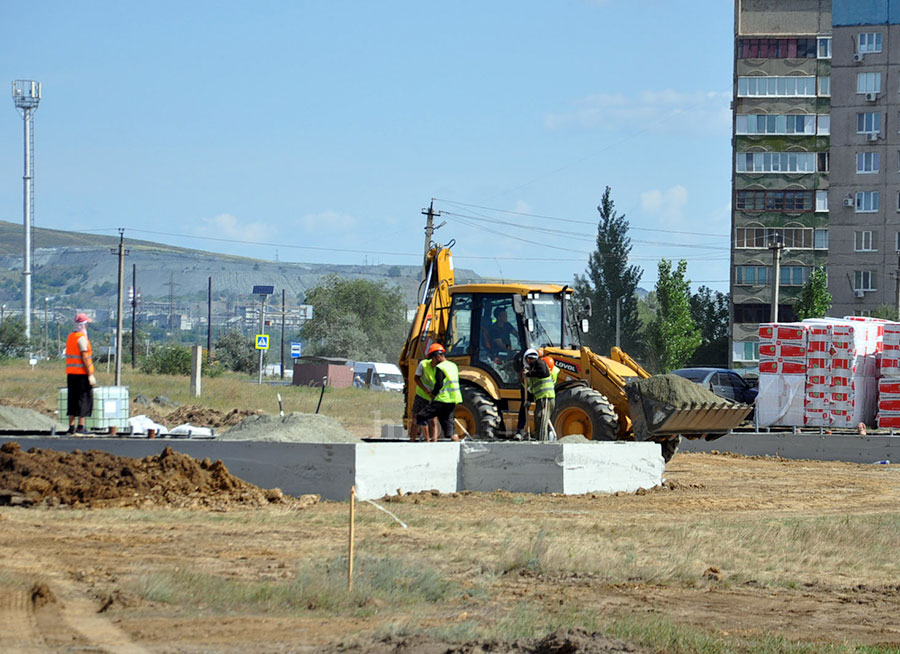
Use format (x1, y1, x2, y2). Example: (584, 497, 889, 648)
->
(427, 343, 446, 356)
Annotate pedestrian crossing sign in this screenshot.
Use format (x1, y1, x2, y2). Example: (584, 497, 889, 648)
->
(255, 334, 269, 350)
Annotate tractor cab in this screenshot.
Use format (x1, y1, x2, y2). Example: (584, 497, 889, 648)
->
(443, 284, 582, 390)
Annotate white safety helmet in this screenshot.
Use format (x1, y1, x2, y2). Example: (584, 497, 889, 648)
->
(523, 348, 539, 361)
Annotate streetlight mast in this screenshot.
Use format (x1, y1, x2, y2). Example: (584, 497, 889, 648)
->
(11, 80, 41, 341)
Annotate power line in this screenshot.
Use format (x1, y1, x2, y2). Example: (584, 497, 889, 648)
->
(435, 198, 731, 238)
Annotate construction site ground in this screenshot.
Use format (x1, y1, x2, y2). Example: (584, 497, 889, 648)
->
(2, 448, 900, 653)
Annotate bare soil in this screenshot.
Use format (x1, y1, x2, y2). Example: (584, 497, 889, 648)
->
(1, 452, 899, 653)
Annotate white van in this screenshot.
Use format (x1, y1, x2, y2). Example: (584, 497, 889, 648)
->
(351, 362, 404, 392)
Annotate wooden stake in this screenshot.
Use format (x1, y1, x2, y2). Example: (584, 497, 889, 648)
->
(348, 485, 356, 591)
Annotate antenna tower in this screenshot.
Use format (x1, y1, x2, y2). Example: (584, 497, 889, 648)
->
(11, 80, 41, 340)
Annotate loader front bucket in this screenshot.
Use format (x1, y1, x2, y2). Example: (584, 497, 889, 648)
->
(625, 381, 752, 442)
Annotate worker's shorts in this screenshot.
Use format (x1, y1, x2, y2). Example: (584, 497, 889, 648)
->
(416, 401, 456, 439)
(67, 374, 93, 418)
(411, 395, 430, 418)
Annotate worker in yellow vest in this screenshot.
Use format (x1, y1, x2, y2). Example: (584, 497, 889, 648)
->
(65, 313, 97, 435)
(415, 343, 463, 441)
(522, 348, 556, 442)
(410, 352, 438, 442)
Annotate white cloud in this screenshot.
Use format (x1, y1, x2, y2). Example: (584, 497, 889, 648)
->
(640, 185, 688, 222)
(544, 90, 731, 134)
(196, 213, 276, 243)
(298, 210, 357, 232)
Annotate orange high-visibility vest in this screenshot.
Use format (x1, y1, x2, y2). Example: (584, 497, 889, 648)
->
(65, 332, 94, 375)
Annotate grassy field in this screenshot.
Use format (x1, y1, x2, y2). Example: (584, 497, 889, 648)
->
(0, 358, 404, 435)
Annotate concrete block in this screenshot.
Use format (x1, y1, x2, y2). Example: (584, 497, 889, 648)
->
(354, 442, 458, 500)
(460, 441, 663, 494)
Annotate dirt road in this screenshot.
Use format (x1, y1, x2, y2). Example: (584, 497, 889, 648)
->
(1, 451, 899, 653)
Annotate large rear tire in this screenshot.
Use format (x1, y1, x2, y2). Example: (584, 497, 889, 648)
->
(455, 385, 502, 439)
(660, 437, 681, 462)
(551, 386, 619, 441)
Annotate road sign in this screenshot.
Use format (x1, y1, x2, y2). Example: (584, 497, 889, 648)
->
(290, 342, 302, 358)
(255, 334, 270, 350)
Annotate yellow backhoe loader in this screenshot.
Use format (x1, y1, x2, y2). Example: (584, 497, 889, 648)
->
(398, 242, 750, 461)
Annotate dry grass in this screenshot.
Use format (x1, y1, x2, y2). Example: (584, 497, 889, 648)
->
(0, 358, 403, 436)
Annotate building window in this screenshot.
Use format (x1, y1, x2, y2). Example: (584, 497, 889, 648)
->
(734, 341, 761, 362)
(736, 114, 816, 135)
(854, 270, 877, 291)
(817, 152, 829, 172)
(855, 230, 877, 251)
(738, 76, 817, 97)
(816, 114, 830, 135)
(814, 228, 829, 249)
(857, 112, 882, 134)
(735, 190, 813, 212)
(897, 191, 900, 211)
(818, 76, 831, 97)
(857, 72, 882, 94)
(856, 191, 880, 212)
(738, 38, 818, 59)
(735, 266, 769, 285)
(736, 152, 816, 173)
(734, 303, 798, 324)
(735, 227, 818, 249)
(818, 37, 832, 59)
(857, 152, 880, 174)
(859, 32, 883, 53)
(816, 190, 828, 212)
(896, 232, 900, 251)
(780, 267, 810, 286)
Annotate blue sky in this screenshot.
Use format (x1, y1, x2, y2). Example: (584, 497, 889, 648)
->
(2, 1, 734, 292)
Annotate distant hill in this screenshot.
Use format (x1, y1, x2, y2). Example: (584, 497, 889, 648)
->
(0, 220, 481, 313)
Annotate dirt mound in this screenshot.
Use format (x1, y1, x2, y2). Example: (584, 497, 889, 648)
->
(0, 441, 319, 510)
(630, 374, 726, 407)
(163, 405, 262, 430)
(330, 629, 646, 654)
(0, 405, 57, 431)
(220, 411, 360, 443)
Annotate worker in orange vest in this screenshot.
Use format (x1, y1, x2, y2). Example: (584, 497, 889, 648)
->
(65, 313, 96, 435)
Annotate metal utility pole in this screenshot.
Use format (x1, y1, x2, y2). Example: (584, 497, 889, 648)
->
(11, 81, 41, 341)
(207, 276, 213, 363)
(111, 229, 129, 385)
(615, 296, 622, 348)
(257, 295, 266, 385)
(769, 234, 784, 323)
(43, 297, 48, 357)
(131, 264, 138, 368)
(280, 288, 286, 380)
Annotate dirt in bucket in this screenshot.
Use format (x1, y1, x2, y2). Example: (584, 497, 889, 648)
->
(628, 374, 727, 407)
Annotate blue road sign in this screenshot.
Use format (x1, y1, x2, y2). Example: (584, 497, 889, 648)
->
(255, 334, 270, 350)
(290, 342, 302, 358)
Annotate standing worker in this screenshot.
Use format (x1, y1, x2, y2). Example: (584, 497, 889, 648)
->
(409, 353, 438, 442)
(65, 313, 96, 435)
(415, 343, 463, 441)
(522, 348, 557, 442)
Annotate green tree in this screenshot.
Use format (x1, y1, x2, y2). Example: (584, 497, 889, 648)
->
(645, 259, 701, 373)
(214, 330, 257, 373)
(0, 317, 30, 359)
(301, 275, 407, 361)
(574, 186, 643, 355)
(687, 286, 729, 367)
(792, 266, 832, 320)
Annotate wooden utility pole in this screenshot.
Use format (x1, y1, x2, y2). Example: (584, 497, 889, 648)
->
(769, 234, 784, 323)
(421, 200, 444, 263)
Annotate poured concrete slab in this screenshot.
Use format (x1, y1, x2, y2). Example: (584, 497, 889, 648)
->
(460, 441, 663, 494)
(681, 432, 899, 463)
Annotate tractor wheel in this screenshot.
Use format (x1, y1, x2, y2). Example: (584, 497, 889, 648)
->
(455, 386, 502, 439)
(551, 386, 619, 441)
(660, 437, 681, 463)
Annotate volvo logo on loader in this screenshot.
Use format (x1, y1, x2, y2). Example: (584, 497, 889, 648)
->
(554, 360, 579, 373)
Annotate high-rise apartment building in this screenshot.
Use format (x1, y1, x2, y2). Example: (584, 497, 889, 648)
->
(732, 0, 900, 369)
(731, 0, 832, 369)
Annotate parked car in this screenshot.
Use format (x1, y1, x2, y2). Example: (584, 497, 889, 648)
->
(671, 368, 758, 405)
(348, 361, 404, 392)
